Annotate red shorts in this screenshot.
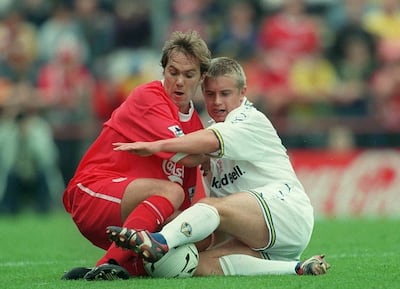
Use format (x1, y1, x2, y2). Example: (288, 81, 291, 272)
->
(64, 176, 135, 250)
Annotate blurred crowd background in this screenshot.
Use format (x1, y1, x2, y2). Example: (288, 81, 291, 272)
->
(0, 0, 399, 214)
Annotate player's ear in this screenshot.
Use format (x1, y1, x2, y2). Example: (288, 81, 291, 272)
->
(241, 85, 247, 96)
(200, 72, 206, 83)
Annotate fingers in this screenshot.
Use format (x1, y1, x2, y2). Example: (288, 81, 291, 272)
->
(202, 169, 209, 176)
(112, 143, 135, 151)
(112, 142, 127, 150)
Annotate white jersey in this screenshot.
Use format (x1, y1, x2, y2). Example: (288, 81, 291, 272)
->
(203, 98, 313, 262)
(203, 97, 306, 200)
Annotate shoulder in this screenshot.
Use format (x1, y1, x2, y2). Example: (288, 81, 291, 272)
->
(130, 80, 163, 96)
(126, 80, 167, 105)
(226, 98, 264, 123)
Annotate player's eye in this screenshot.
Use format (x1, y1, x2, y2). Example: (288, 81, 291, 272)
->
(221, 90, 232, 97)
(204, 91, 214, 97)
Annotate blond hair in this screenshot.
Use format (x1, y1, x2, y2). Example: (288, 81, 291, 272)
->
(205, 57, 246, 90)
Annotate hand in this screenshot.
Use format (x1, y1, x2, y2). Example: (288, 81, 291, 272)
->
(200, 157, 210, 176)
(113, 142, 159, 157)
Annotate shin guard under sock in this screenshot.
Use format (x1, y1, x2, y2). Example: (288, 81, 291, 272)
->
(123, 195, 175, 232)
(160, 203, 220, 248)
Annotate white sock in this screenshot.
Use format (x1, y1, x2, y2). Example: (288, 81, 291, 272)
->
(160, 203, 220, 248)
(220, 254, 298, 275)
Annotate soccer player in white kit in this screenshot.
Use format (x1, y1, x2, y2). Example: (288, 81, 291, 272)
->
(109, 57, 330, 276)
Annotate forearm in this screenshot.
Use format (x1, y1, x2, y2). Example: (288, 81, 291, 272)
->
(113, 129, 220, 158)
(159, 129, 220, 155)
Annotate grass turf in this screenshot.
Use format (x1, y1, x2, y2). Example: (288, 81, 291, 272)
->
(0, 211, 399, 289)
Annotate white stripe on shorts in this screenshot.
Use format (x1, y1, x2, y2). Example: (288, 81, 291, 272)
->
(77, 183, 122, 204)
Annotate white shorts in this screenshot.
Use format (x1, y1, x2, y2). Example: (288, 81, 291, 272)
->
(246, 182, 314, 261)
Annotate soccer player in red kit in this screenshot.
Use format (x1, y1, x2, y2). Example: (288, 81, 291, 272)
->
(61, 31, 211, 280)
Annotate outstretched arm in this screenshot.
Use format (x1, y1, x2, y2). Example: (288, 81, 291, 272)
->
(113, 129, 220, 156)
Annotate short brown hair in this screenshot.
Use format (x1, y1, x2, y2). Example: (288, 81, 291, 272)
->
(161, 31, 211, 75)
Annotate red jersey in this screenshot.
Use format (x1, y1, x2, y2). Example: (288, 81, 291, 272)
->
(63, 80, 203, 211)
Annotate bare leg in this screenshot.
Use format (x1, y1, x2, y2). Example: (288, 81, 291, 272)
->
(200, 192, 269, 249)
(120, 178, 184, 221)
(195, 238, 258, 276)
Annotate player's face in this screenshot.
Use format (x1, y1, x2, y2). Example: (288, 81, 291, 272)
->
(163, 51, 203, 113)
(203, 76, 245, 122)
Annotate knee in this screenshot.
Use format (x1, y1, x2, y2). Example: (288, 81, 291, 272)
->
(197, 197, 215, 206)
(159, 182, 185, 209)
(197, 197, 222, 213)
(197, 197, 235, 226)
(122, 179, 185, 214)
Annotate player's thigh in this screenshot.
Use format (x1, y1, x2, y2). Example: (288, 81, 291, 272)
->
(121, 178, 184, 220)
(200, 192, 268, 249)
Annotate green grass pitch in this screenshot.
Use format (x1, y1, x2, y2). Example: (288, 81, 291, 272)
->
(0, 211, 399, 289)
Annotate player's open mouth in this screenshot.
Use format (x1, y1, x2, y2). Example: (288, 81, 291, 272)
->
(212, 109, 226, 116)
